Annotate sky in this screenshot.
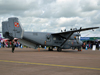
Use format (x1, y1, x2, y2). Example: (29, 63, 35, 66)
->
(0, 0, 100, 37)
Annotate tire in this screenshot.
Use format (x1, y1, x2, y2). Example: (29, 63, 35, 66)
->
(78, 47, 82, 51)
(57, 47, 62, 52)
(48, 47, 53, 51)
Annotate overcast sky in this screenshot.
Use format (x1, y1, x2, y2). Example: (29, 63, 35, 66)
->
(0, 0, 100, 37)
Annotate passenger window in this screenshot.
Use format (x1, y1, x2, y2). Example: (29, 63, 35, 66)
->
(53, 37, 56, 40)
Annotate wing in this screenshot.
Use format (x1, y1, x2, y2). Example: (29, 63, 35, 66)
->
(52, 27, 99, 35)
(52, 27, 99, 47)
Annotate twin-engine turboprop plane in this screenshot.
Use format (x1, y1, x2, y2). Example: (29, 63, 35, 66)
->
(2, 17, 99, 51)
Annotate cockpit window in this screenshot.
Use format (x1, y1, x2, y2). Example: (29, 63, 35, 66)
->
(76, 36, 79, 40)
(74, 36, 79, 40)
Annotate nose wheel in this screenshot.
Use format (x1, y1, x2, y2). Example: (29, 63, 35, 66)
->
(78, 47, 82, 51)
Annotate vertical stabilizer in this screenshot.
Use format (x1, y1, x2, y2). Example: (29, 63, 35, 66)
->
(2, 17, 24, 39)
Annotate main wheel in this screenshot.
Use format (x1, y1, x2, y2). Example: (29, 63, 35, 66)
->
(48, 47, 53, 51)
(57, 47, 62, 52)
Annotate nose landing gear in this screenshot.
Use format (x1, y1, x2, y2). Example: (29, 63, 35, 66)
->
(78, 47, 82, 51)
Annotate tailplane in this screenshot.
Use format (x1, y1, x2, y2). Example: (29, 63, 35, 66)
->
(2, 17, 24, 39)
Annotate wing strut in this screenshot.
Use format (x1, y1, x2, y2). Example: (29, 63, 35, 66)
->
(60, 32, 73, 47)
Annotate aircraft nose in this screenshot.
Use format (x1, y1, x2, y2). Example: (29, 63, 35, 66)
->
(79, 41, 83, 46)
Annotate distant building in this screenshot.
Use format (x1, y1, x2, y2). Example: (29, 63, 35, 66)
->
(80, 34, 100, 42)
(80, 37, 100, 41)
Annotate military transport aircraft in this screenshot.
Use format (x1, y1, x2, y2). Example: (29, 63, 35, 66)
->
(2, 17, 99, 51)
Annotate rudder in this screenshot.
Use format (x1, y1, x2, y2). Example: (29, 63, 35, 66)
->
(2, 17, 24, 39)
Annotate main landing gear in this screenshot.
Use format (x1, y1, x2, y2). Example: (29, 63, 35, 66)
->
(48, 47, 62, 52)
(57, 47, 62, 52)
(48, 47, 53, 51)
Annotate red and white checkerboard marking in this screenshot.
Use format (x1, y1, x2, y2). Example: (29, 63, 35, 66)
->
(14, 22, 19, 27)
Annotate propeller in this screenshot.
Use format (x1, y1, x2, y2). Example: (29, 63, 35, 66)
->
(70, 28, 72, 31)
(78, 27, 82, 33)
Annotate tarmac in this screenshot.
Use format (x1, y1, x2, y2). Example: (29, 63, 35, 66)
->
(0, 48, 100, 75)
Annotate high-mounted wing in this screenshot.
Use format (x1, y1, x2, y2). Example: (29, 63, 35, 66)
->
(52, 27, 99, 47)
(52, 27, 99, 35)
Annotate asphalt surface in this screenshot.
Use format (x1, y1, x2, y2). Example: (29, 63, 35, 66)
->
(0, 48, 100, 75)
